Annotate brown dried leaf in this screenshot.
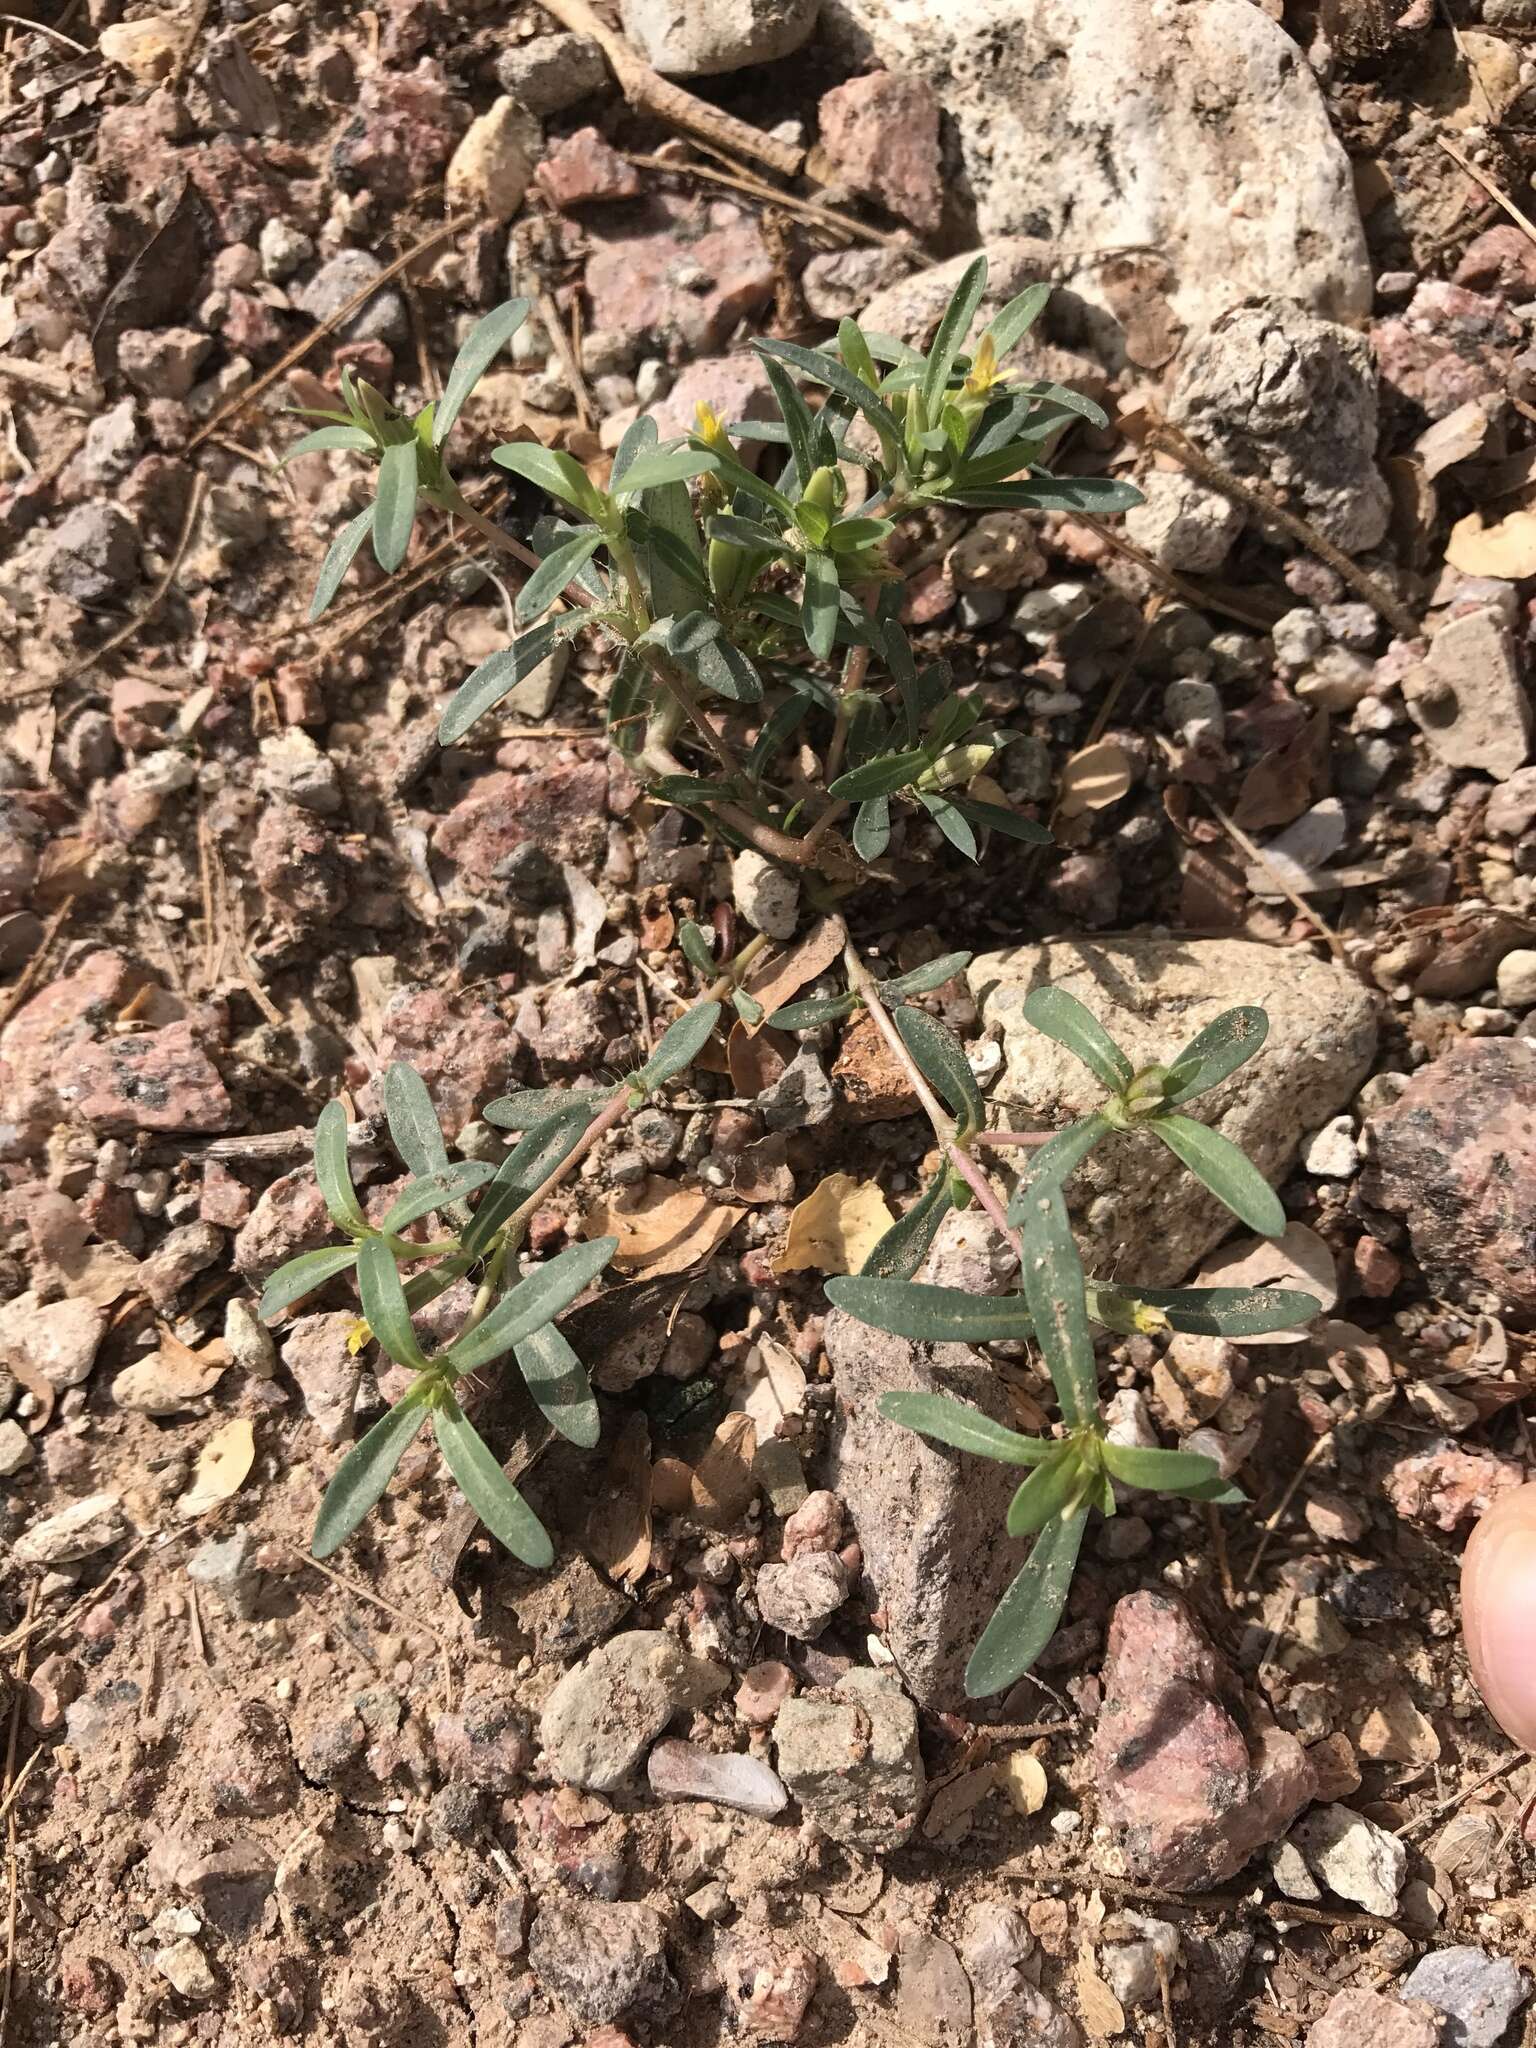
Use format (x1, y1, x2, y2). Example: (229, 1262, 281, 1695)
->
(1076, 1947, 1126, 2039)
(722, 1132, 795, 1205)
(51, 1239, 142, 1308)
(741, 913, 847, 1023)
(651, 1455, 694, 1516)
(177, 1417, 255, 1519)
(1057, 740, 1134, 818)
(728, 1020, 792, 1096)
(585, 1178, 745, 1276)
(587, 1410, 653, 1584)
(1232, 710, 1330, 832)
(741, 1335, 807, 1435)
(921, 1763, 998, 1841)
(773, 1172, 895, 1277)
(1446, 506, 1536, 580)
(691, 1411, 757, 1529)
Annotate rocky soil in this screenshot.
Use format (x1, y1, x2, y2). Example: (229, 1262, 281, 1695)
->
(3, 1, 1536, 2045)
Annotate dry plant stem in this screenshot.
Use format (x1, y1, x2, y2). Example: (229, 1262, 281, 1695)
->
(1141, 420, 1420, 641)
(444, 493, 558, 588)
(622, 149, 916, 253)
(1438, 133, 1536, 251)
(538, 0, 803, 178)
(76, 471, 209, 677)
(0, 11, 88, 48)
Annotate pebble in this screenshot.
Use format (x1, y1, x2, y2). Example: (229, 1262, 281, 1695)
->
(757, 1050, 835, 1132)
(2, 1292, 107, 1389)
(736, 1660, 796, 1726)
(1496, 948, 1536, 1009)
(732, 850, 799, 940)
(618, 0, 818, 75)
(1284, 1803, 1407, 1917)
(1403, 605, 1533, 782)
(755, 1551, 849, 1641)
(774, 1669, 925, 1851)
(494, 32, 607, 112)
(527, 1898, 675, 2030)
(446, 96, 540, 221)
(1303, 1116, 1359, 1178)
(1399, 1947, 1531, 2048)
(187, 1530, 263, 1622)
(646, 1739, 788, 1817)
(0, 1418, 33, 1475)
(224, 1297, 277, 1378)
(1307, 1988, 1442, 2048)
(155, 1939, 217, 2001)
(13, 1493, 126, 1566)
(1101, 1913, 1179, 2007)
(292, 249, 406, 347)
(717, 1931, 818, 2041)
(540, 1631, 728, 1792)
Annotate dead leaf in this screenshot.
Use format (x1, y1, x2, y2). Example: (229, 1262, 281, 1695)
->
(1192, 1223, 1338, 1341)
(691, 1411, 757, 1528)
(741, 914, 847, 1022)
(722, 1132, 795, 1204)
(52, 1240, 142, 1308)
(921, 1763, 997, 1841)
(559, 863, 608, 975)
(997, 1750, 1049, 1816)
(1446, 506, 1536, 580)
(587, 1410, 652, 1583)
(740, 1336, 807, 1436)
(92, 177, 206, 377)
(728, 1021, 793, 1096)
(773, 1173, 895, 1277)
(177, 1417, 255, 1518)
(585, 1178, 745, 1276)
(651, 1455, 694, 1516)
(1057, 740, 1134, 818)
(1076, 1946, 1126, 2039)
(1232, 710, 1329, 832)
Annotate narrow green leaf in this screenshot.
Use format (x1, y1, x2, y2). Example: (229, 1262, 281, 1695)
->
(827, 516, 893, 552)
(829, 749, 928, 801)
(1007, 1449, 1083, 1537)
(884, 952, 972, 999)
(434, 1392, 554, 1566)
(707, 512, 789, 553)
(641, 478, 707, 618)
(436, 299, 530, 445)
(514, 1323, 600, 1448)
(438, 620, 561, 743)
(679, 920, 717, 977)
(258, 1244, 358, 1320)
(942, 477, 1144, 514)
(483, 1087, 607, 1131)
(356, 1236, 432, 1372)
(1008, 1113, 1111, 1207)
(463, 1106, 595, 1256)
(1162, 1006, 1270, 1107)
(916, 790, 978, 860)
(766, 993, 858, 1030)
(383, 1062, 448, 1177)
(314, 1100, 366, 1233)
(801, 550, 840, 662)
(614, 446, 719, 497)
(516, 529, 602, 624)
(877, 1390, 1054, 1466)
(492, 440, 605, 519)
(837, 317, 881, 393)
(1101, 1440, 1232, 1496)
(309, 505, 374, 621)
(312, 1386, 432, 1557)
(860, 1171, 952, 1280)
(852, 795, 891, 862)
(372, 439, 418, 572)
(1021, 987, 1132, 1093)
(759, 352, 818, 486)
(732, 988, 765, 1027)
(285, 424, 376, 461)
(894, 1005, 983, 1138)
(965, 1507, 1089, 1698)
(635, 999, 721, 1090)
(1087, 1283, 1320, 1339)
(755, 339, 903, 464)
(956, 798, 1052, 846)
(443, 1236, 619, 1377)
(381, 1161, 497, 1233)
(985, 281, 1051, 361)
(921, 254, 988, 424)
(1016, 1183, 1097, 1429)
(827, 1276, 1035, 1343)
(1150, 1114, 1286, 1237)
(611, 411, 658, 485)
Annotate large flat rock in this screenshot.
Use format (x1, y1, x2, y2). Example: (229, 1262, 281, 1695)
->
(970, 937, 1378, 1284)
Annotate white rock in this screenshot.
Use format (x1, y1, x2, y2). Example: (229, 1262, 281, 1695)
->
(224, 1297, 277, 1378)
(13, 1492, 127, 1566)
(155, 1938, 217, 2001)
(1496, 948, 1536, 1009)
(0, 1418, 33, 1476)
(258, 219, 313, 281)
(1125, 472, 1244, 574)
(821, 0, 1370, 339)
(970, 936, 1377, 1282)
(620, 0, 819, 76)
(732, 849, 799, 940)
(445, 97, 541, 222)
(1, 1291, 107, 1389)
(1302, 1116, 1359, 1179)
(1403, 606, 1534, 782)
(99, 14, 186, 79)
(1287, 1802, 1407, 1917)
(258, 730, 341, 815)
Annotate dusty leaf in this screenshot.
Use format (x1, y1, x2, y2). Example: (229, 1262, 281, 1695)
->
(1193, 1223, 1338, 1342)
(773, 1172, 895, 1277)
(587, 1410, 652, 1583)
(1446, 507, 1536, 580)
(1057, 740, 1133, 818)
(1076, 1946, 1126, 2039)
(741, 914, 847, 1023)
(585, 1178, 745, 1276)
(177, 1417, 255, 1518)
(691, 1411, 757, 1528)
(997, 1749, 1049, 1816)
(728, 1020, 793, 1096)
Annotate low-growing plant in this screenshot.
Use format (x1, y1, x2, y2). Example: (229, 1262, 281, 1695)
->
(288, 255, 1141, 880)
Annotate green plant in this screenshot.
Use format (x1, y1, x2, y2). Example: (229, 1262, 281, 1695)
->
(259, 986, 749, 1562)
(288, 260, 1140, 881)
(821, 977, 1315, 1696)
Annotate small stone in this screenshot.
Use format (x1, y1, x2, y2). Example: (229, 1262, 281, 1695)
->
(646, 1739, 788, 1816)
(1303, 1115, 1359, 1178)
(1496, 949, 1536, 1008)
(717, 1931, 817, 2039)
(1385, 1443, 1524, 1532)
(540, 1631, 729, 1791)
(293, 249, 406, 347)
(1399, 1947, 1530, 2048)
(618, 0, 818, 76)
(1307, 1988, 1442, 2048)
(117, 326, 211, 400)
(774, 1668, 925, 1851)
(45, 502, 140, 604)
(1, 1291, 107, 1389)
(781, 1490, 845, 1559)
(447, 97, 541, 221)
(527, 1898, 675, 2029)
(224, 1297, 277, 1379)
(818, 71, 943, 233)
(258, 219, 312, 280)
(1125, 471, 1244, 573)
(732, 850, 799, 940)
(538, 126, 642, 210)
(494, 32, 607, 113)
(756, 1551, 850, 1641)
(1101, 1914, 1179, 2008)
(156, 1938, 217, 2001)
(13, 1492, 126, 1566)
(282, 1312, 362, 1444)
(259, 730, 342, 815)
(0, 1419, 33, 1475)
(187, 1530, 263, 1621)
(1287, 1803, 1407, 1917)
(757, 1049, 835, 1132)
(1403, 606, 1533, 781)
(736, 1660, 795, 1726)
(209, 1698, 299, 1817)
